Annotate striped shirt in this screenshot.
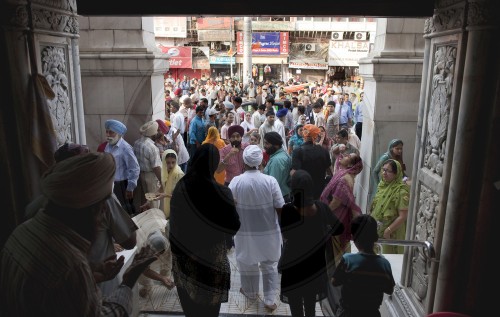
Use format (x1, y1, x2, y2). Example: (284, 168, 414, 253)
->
(0, 211, 133, 316)
(105, 137, 140, 192)
(133, 137, 162, 172)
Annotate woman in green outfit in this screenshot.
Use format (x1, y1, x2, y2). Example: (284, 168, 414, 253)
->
(370, 159, 409, 254)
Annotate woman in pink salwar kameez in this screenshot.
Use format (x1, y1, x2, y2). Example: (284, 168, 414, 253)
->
(320, 153, 363, 265)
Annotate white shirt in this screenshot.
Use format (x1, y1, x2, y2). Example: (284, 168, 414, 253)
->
(171, 111, 185, 134)
(166, 127, 189, 165)
(229, 170, 284, 263)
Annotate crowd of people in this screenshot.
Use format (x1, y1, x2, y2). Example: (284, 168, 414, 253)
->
(0, 75, 412, 317)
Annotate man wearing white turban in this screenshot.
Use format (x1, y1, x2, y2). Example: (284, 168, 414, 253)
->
(0, 153, 157, 316)
(228, 145, 285, 311)
(134, 121, 164, 210)
(103, 119, 140, 215)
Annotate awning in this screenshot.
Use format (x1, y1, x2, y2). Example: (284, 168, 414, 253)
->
(235, 56, 288, 64)
(288, 59, 329, 70)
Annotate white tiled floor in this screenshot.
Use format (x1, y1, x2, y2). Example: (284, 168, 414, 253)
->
(136, 243, 403, 317)
(137, 248, 324, 316)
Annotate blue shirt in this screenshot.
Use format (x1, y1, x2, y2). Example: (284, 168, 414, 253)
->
(189, 115, 206, 145)
(339, 103, 353, 125)
(105, 138, 140, 191)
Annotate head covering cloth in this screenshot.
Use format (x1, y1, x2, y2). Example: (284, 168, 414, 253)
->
(105, 119, 127, 135)
(156, 119, 169, 134)
(302, 124, 321, 140)
(243, 145, 263, 168)
(41, 152, 115, 208)
(147, 229, 168, 252)
(264, 131, 283, 146)
(227, 125, 244, 138)
(276, 108, 288, 118)
(161, 149, 184, 218)
(140, 121, 159, 137)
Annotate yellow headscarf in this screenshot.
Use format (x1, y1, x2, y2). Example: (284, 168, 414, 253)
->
(161, 149, 184, 218)
(202, 126, 226, 184)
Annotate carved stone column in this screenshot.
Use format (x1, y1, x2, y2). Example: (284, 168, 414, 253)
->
(0, 0, 82, 243)
(396, 0, 500, 316)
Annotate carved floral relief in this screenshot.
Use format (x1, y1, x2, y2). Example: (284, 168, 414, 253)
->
(41, 45, 72, 147)
(424, 45, 456, 176)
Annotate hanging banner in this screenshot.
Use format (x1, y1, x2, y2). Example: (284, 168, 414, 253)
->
(159, 45, 192, 68)
(236, 32, 289, 55)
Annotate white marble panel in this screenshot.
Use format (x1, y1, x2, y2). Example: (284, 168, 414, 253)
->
(78, 16, 90, 29)
(82, 76, 126, 114)
(123, 77, 152, 116)
(373, 82, 420, 121)
(122, 59, 139, 71)
(88, 30, 114, 50)
(373, 62, 421, 76)
(141, 17, 155, 32)
(114, 30, 148, 49)
(151, 75, 166, 121)
(78, 30, 90, 49)
(88, 17, 143, 30)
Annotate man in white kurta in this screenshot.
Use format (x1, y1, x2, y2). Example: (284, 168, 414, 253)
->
(229, 145, 285, 310)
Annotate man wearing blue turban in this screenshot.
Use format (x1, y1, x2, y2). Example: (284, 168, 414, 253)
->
(104, 119, 141, 215)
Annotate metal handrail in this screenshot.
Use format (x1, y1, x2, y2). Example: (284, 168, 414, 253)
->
(377, 239, 436, 262)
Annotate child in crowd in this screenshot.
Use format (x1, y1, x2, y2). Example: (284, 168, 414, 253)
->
(331, 214, 395, 317)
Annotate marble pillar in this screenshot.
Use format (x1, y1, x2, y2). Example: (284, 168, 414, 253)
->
(78, 17, 169, 150)
(355, 18, 425, 213)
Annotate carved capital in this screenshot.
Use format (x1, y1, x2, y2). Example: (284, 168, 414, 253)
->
(467, 0, 497, 27)
(426, 5, 465, 34)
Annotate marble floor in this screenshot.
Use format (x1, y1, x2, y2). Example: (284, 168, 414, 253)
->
(135, 243, 403, 317)
(137, 248, 324, 317)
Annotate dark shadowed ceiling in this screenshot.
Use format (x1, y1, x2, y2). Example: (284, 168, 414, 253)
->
(76, 0, 435, 18)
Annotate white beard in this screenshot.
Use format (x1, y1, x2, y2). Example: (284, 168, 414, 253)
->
(107, 135, 120, 145)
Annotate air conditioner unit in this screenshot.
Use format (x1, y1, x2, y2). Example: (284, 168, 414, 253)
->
(354, 32, 367, 41)
(304, 43, 316, 52)
(331, 31, 344, 40)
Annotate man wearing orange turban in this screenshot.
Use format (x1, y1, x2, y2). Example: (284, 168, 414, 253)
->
(290, 124, 332, 200)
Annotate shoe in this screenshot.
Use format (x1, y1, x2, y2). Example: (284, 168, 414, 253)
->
(264, 303, 277, 311)
(239, 287, 257, 300)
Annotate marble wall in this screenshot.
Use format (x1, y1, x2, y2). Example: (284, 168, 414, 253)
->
(78, 16, 169, 150)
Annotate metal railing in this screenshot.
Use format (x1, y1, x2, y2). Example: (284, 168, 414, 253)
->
(377, 239, 437, 262)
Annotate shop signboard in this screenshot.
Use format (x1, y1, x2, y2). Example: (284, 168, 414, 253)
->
(236, 32, 289, 55)
(159, 46, 192, 68)
(153, 17, 187, 38)
(209, 56, 236, 65)
(328, 40, 370, 66)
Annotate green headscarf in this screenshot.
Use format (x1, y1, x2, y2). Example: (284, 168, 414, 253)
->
(372, 139, 404, 185)
(370, 159, 409, 220)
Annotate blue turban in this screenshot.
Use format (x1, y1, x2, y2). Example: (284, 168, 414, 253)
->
(105, 119, 127, 135)
(276, 108, 288, 118)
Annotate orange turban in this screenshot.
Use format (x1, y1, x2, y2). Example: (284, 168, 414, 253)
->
(302, 124, 321, 140)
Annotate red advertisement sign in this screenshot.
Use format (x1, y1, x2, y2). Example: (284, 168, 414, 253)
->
(280, 32, 289, 54)
(159, 45, 192, 68)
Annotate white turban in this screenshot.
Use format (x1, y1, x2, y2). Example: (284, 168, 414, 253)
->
(41, 152, 115, 208)
(147, 229, 168, 252)
(140, 121, 159, 137)
(243, 145, 263, 168)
